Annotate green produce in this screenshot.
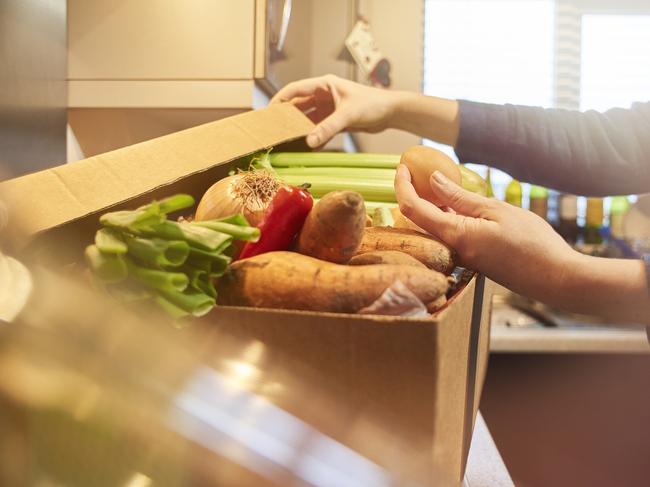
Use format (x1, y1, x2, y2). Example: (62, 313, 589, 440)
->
(85, 194, 258, 318)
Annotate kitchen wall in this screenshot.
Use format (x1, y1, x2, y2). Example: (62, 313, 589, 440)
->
(354, 0, 425, 154)
(0, 0, 67, 177)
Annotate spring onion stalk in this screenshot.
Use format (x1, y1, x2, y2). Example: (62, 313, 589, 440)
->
(126, 237, 190, 268)
(274, 167, 396, 181)
(187, 247, 231, 274)
(214, 214, 251, 226)
(157, 288, 215, 317)
(155, 194, 195, 214)
(154, 295, 189, 319)
(144, 220, 232, 252)
(85, 245, 128, 283)
(186, 268, 217, 298)
(95, 228, 128, 254)
(191, 221, 260, 242)
(268, 152, 400, 169)
(279, 175, 396, 202)
(126, 259, 189, 293)
(100, 206, 163, 230)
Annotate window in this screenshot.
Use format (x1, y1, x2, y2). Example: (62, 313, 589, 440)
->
(423, 0, 556, 200)
(423, 1, 650, 217)
(580, 14, 650, 111)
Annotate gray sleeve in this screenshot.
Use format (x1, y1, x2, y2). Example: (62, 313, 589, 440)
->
(454, 100, 650, 196)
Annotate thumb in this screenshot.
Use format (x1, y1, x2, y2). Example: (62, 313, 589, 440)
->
(306, 110, 348, 148)
(430, 170, 494, 218)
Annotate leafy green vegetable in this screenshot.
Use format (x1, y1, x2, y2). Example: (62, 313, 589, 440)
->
(85, 245, 128, 283)
(95, 228, 128, 254)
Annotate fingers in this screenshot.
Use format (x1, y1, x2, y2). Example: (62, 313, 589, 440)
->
(306, 110, 349, 148)
(429, 171, 495, 219)
(395, 165, 465, 248)
(270, 76, 332, 104)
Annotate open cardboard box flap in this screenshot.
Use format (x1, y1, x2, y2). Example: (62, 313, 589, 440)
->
(0, 103, 313, 239)
(0, 104, 491, 485)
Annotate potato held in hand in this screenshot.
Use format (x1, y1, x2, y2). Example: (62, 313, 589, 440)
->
(401, 145, 462, 206)
(357, 226, 455, 274)
(297, 190, 366, 263)
(217, 251, 448, 313)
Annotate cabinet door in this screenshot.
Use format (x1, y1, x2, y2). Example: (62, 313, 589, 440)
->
(68, 0, 254, 80)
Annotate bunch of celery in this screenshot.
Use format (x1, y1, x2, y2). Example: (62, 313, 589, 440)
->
(85, 194, 259, 319)
(252, 151, 399, 214)
(253, 151, 487, 212)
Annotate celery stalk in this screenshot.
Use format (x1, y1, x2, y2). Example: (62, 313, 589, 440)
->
(275, 167, 395, 180)
(269, 152, 400, 169)
(279, 175, 397, 202)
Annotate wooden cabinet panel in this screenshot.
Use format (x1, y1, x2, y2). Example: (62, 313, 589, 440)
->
(68, 0, 254, 80)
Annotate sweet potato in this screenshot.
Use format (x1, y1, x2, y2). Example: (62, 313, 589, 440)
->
(297, 191, 366, 263)
(348, 250, 426, 268)
(357, 226, 455, 274)
(217, 251, 448, 313)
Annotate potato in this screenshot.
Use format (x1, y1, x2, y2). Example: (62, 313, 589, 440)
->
(357, 226, 455, 274)
(401, 145, 462, 206)
(297, 191, 366, 263)
(217, 251, 448, 313)
(348, 250, 426, 268)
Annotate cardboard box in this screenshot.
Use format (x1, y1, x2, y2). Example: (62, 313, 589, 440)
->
(0, 104, 491, 485)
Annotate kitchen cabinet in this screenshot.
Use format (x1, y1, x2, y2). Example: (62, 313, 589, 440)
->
(68, 0, 254, 80)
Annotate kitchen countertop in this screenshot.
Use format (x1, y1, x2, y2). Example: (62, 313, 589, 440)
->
(491, 324, 650, 354)
(465, 413, 514, 486)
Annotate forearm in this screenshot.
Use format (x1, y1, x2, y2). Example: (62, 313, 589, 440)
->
(556, 253, 650, 325)
(389, 92, 460, 147)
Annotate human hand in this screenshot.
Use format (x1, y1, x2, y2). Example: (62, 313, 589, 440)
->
(271, 74, 399, 148)
(394, 165, 580, 304)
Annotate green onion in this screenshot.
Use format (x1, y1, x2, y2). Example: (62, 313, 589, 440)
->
(126, 237, 190, 268)
(186, 268, 217, 298)
(126, 259, 189, 293)
(85, 245, 128, 283)
(269, 152, 400, 169)
(155, 194, 195, 214)
(145, 220, 232, 252)
(95, 228, 128, 254)
(191, 221, 260, 242)
(100, 205, 163, 230)
(187, 247, 231, 275)
(157, 288, 215, 317)
(153, 295, 189, 319)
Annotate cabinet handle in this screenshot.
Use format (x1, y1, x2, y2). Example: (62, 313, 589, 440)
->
(276, 0, 292, 54)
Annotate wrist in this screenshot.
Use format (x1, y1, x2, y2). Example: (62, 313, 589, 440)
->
(385, 90, 415, 131)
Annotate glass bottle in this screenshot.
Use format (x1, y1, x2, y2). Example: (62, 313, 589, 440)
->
(529, 185, 549, 220)
(558, 194, 579, 244)
(609, 196, 630, 240)
(584, 197, 604, 244)
(505, 179, 522, 207)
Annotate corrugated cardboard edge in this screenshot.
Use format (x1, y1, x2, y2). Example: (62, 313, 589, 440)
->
(0, 103, 314, 239)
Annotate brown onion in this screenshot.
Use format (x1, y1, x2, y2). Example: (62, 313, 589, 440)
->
(195, 170, 280, 226)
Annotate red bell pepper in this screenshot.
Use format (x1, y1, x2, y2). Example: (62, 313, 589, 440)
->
(238, 184, 313, 259)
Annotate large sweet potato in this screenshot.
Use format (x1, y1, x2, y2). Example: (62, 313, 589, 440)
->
(217, 251, 448, 313)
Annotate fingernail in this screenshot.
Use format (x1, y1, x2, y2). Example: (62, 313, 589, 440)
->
(432, 170, 449, 185)
(397, 164, 411, 181)
(306, 133, 319, 148)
